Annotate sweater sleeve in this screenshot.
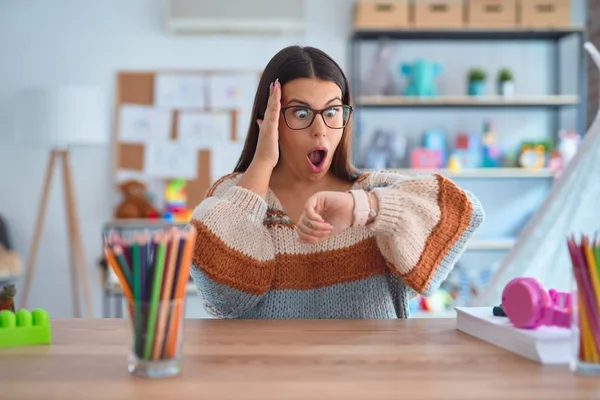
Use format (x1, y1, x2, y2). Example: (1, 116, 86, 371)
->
(188, 173, 276, 318)
(364, 171, 485, 297)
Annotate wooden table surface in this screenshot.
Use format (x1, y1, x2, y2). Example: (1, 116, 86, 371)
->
(1, 318, 599, 400)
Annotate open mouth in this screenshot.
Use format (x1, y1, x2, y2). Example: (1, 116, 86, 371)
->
(307, 147, 328, 172)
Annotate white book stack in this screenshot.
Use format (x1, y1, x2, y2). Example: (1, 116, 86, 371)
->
(455, 307, 572, 364)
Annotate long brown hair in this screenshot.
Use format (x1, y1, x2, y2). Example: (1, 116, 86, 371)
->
(233, 45, 360, 181)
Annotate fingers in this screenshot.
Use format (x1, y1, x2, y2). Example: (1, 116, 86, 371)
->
(295, 214, 332, 244)
(263, 79, 281, 126)
(305, 203, 325, 223)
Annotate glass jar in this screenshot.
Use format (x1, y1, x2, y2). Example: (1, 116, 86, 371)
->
(570, 265, 600, 375)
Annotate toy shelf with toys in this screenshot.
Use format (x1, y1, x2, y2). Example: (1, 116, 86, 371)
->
(349, 14, 586, 314)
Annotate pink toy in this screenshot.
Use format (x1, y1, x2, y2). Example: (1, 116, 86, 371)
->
(501, 277, 571, 329)
(410, 148, 438, 169)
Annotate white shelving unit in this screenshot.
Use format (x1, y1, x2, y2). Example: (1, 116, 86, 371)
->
(356, 95, 579, 108)
(350, 26, 586, 310)
(385, 167, 555, 179)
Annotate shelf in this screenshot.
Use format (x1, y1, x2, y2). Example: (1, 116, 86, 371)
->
(352, 27, 585, 41)
(355, 95, 579, 108)
(467, 238, 516, 251)
(384, 168, 555, 179)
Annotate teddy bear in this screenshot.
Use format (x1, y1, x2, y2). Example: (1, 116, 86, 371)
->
(0, 244, 22, 281)
(114, 180, 159, 219)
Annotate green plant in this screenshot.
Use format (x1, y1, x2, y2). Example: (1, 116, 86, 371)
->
(468, 68, 486, 82)
(498, 68, 513, 82)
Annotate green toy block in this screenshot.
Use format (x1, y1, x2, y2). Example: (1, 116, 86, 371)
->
(0, 308, 51, 347)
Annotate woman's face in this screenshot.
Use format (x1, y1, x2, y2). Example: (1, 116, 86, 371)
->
(277, 77, 347, 181)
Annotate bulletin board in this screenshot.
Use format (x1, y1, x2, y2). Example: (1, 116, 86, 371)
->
(113, 69, 262, 210)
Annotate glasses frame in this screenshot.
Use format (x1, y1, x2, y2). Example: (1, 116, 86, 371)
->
(280, 105, 353, 130)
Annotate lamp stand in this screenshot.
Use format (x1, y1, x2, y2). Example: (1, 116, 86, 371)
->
(19, 148, 93, 318)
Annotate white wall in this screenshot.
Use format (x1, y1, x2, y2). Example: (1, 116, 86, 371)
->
(0, 0, 353, 318)
(0, 0, 586, 317)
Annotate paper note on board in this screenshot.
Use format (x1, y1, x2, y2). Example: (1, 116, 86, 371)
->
(154, 73, 206, 109)
(235, 111, 252, 142)
(118, 105, 172, 144)
(177, 112, 231, 148)
(208, 73, 259, 110)
(210, 141, 245, 183)
(143, 140, 198, 180)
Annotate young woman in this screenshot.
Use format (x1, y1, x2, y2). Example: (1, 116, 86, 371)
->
(189, 45, 485, 319)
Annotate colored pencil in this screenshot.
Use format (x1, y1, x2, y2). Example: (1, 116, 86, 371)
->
(102, 225, 196, 362)
(103, 245, 133, 301)
(152, 229, 180, 360)
(164, 227, 196, 358)
(567, 234, 600, 364)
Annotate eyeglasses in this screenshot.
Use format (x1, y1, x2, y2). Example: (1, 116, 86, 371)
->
(280, 105, 353, 130)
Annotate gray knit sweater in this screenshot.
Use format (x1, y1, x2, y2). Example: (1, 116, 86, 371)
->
(189, 170, 484, 318)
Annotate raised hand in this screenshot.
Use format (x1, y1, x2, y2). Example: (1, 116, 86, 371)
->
(295, 191, 355, 244)
(254, 79, 281, 170)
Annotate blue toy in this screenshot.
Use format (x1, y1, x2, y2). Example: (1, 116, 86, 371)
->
(423, 130, 446, 168)
(401, 60, 442, 97)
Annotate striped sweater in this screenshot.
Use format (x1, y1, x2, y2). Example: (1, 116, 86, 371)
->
(189, 170, 484, 319)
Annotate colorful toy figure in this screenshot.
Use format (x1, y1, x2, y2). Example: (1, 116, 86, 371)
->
(164, 179, 192, 222)
(0, 284, 16, 312)
(410, 148, 439, 169)
(481, 120, 501, 168)
(557, 130, 580, 167)
(423, 130, 446, 168)
(453, 132, 482, 168)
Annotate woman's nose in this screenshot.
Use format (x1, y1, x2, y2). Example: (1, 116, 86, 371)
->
(311, 115, 326, 137)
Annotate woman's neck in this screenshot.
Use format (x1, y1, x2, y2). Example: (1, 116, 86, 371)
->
(269, 164, 351, 196)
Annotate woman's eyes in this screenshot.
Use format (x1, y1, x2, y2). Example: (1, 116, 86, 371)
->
(323, 107, 341, 118)
(291, 107, 341, 118)
(292, 108, 311, 119)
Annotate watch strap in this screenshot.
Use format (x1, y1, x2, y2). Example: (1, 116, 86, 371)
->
(348, 190, 370, 228)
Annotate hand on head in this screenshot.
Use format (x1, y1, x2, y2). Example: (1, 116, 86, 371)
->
(254, 79, 281, 170)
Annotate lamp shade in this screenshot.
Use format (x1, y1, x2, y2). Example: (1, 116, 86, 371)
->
(12, 85, 108, 147)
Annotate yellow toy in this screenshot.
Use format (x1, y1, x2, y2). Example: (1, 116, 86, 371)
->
(163, 179, 192, 222)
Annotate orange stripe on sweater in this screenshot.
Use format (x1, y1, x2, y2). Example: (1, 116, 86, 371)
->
(191, 219, 387, 293)
(272, 237, 387, 290)
(190, 220, 276, 295)
(398, 174, 472, 292)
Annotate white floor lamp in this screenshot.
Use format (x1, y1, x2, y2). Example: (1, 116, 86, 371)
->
(12, 86, 108, 318)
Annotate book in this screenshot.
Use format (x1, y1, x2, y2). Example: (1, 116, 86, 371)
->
(455, 307, 572, 364)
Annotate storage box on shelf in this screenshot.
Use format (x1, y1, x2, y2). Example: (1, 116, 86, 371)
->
(519, 0, 571, 28)
(467, 0, 518, 27)
(413, 0, 465, 29)
(354, 0, 410, 29)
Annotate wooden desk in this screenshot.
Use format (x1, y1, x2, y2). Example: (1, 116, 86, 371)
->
(1, 319, 598, 399)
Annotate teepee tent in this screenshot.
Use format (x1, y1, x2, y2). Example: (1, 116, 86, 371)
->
(474, 42, 600, 306)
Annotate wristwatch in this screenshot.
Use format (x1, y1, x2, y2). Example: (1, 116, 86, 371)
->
(348, 190, 377, 227)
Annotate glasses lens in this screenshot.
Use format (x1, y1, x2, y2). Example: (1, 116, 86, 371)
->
(284, 107, 314, 130)
(322, 105, 350, 129)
